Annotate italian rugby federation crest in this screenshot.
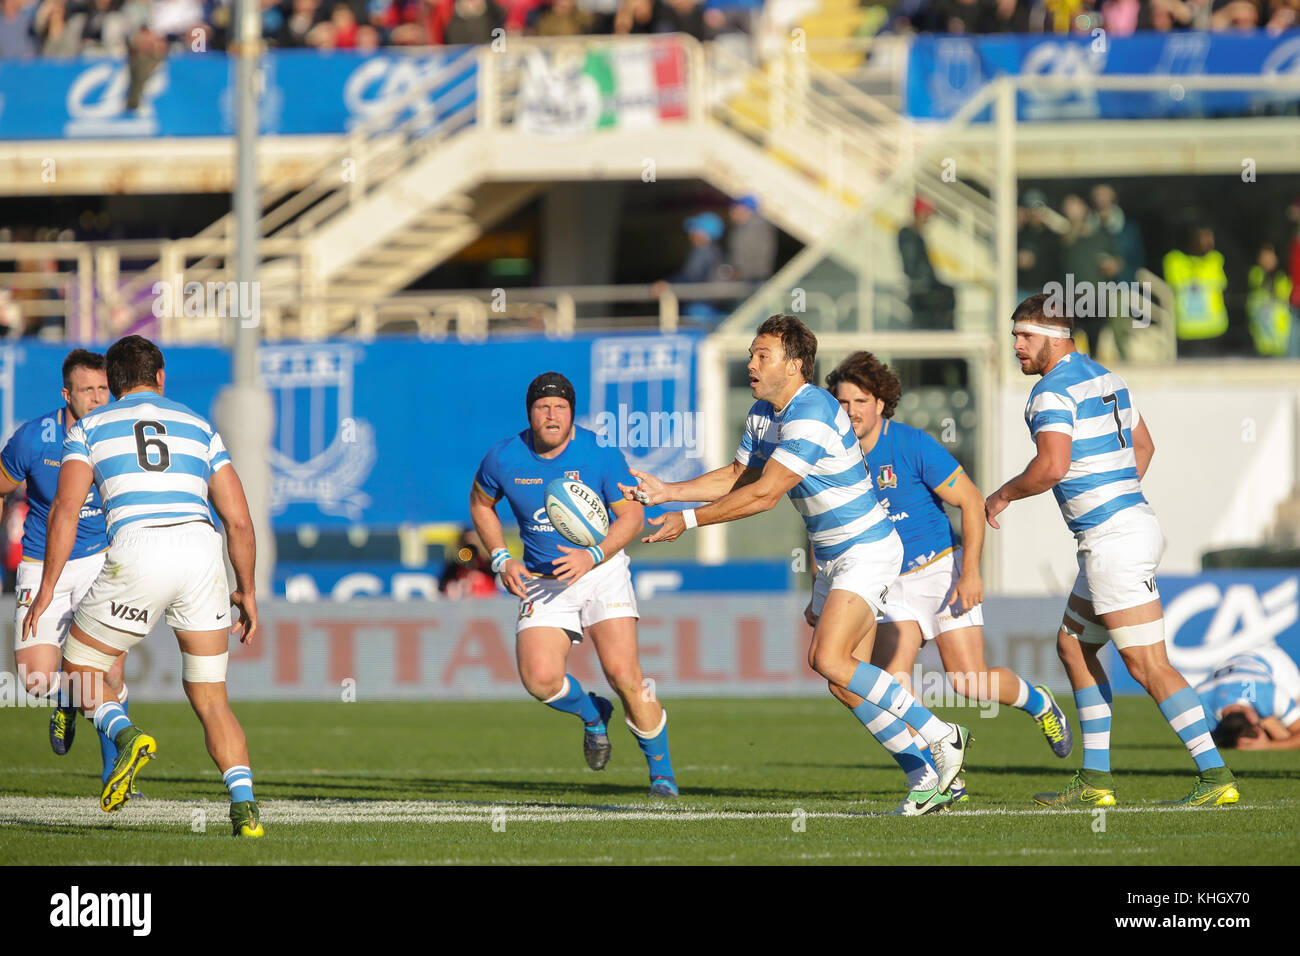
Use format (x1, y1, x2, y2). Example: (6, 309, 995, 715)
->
(261, 344, 377, 521)
(877, 464, 897, 489)
(565, 471, 580, 481)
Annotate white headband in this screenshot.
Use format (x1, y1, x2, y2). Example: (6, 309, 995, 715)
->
(1013, 321, 1072, 339)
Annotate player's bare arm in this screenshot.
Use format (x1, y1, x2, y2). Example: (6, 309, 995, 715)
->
(985, 431, 1072, 529)
(1131, 418, 1155, 480)
(619, 460, 757, 507)
(210, 464, 259, 645)
(1237, 717, 1300, 750)
(643, 457, 800, 543)
(23, 459, 94, 643)
(934, 469, 985, 609)
(0, 470, 18, 497)
(468, 481, 532, 599)
(554, 499, 644, 584)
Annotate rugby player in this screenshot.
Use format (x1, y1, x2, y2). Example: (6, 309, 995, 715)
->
(469, 372, 678, 798)
(624, 315, 971, 815)
(817, 351, 1072, 803)
(3, 350, 123, 784)
(987, 294, 1238, 807)
(23, 335, 265, 836)
(1196, 642, 1300, 751)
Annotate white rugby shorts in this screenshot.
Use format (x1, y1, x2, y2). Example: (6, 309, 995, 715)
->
(1069, 506, 1165, 617)
(74, 521, 232, 651)
(13, 551, 107, 651)
(880, 548, 984, 642)
(515, 550, 639, 640)
(810, 531, 904, 619)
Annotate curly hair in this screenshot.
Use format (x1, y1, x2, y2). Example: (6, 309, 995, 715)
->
(824, 351, 901, 419)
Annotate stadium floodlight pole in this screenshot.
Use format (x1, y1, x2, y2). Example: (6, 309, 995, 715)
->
(215, 0, 276, 598)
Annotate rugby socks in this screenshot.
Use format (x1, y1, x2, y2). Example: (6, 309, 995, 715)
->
(55, 671, 74, 709)
(847, 662, 950, 745)
(98, 689, 128, 785)
(1010, 678, 1049, 716)
(1157, 687, 1226, 772)
(91, 701, 132, 743)
(223, 766, 256, 803)
(543, 674, 603, 726)
(626, 711, 675, 781)
(850, 700, 935, 789)
(1075, 682, 1113, 773)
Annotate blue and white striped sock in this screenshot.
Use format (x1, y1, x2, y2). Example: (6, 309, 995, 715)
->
(850, 700, 936, 789)
(846, 663, 950, 745)
(91, 701, 132, 742)
(1157, 687, 1225, 773)
(542, 674, 602, 726)
(1012, 678, 1048, 717)
(99, 690, 128, 785)
(1075, 683, 1112, 773)
(223, 765, 255, 803)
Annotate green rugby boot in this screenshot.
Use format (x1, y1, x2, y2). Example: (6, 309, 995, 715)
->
(1033, 770, 1116, 808)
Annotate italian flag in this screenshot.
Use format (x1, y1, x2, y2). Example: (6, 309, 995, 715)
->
(582, 40, 688, 129)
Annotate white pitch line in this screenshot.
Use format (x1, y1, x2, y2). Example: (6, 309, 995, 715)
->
(0, 797, 1283, 828)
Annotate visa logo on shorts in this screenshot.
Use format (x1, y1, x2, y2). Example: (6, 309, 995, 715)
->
(109, 602, 149, 623)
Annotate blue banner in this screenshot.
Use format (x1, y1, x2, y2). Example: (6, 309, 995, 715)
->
(0, 48, 476, 140)
(906, 31, 1300, 121)
(1105, 571, 1300, 693)
(0, 333, 703, 529)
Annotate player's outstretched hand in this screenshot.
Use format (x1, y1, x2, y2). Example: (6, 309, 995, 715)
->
(21, 586, 53, 644)
(803, 600, 819, 628)
(985, 490, 1009, 529)
(641, 511, 685, 543)
(619, 468, 669, 507)
(231, 590, 258, 645)
(500, 558, 534, 599)
(948, 571, 983, 614)
(554, 544, 596, 585)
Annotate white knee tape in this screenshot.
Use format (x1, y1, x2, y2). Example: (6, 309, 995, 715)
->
(182, 652, 229, 683)
(1062, 617, 1109, 645)
(62, 634, 120, 672)
(1109, 619, 1165, 650)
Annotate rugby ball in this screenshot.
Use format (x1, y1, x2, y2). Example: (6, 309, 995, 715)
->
(545, 478, 610, 547)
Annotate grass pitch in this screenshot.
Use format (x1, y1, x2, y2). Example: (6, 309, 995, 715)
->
(2, 697, 1298, 865)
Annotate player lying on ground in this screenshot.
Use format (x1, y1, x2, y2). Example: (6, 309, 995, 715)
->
(986, 294, 1237, 807)
(3, 350, 132, 789)
(811, 351, 1072, 804)
(624, 314, 971, 816)
(23, 335, 266, 837)
(1196, 641, 1300, 751)
(470, 372, 677, 798)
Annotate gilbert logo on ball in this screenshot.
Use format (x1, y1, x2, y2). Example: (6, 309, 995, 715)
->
(545, 478, 610, 547)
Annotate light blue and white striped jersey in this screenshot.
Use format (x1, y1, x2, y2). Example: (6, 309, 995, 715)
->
(62, 391, 232, 542)
(1025, 352, 1154, 534)
(736, 383, 895, 563)
(1196, 644, 1300, 729)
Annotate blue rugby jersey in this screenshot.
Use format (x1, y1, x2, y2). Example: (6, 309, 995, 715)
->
(474, 426, 634, 576)
(1197, 645, 1300, 729)
(736, 383, 895, 564)
(1025, 351, 1154, 535)
(62, 392, 231, 542)
(0, 407, 108, 561)
(863, 419, 962, 574)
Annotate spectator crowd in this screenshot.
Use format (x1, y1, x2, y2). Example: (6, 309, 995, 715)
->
(2, 0, 1298, 59)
